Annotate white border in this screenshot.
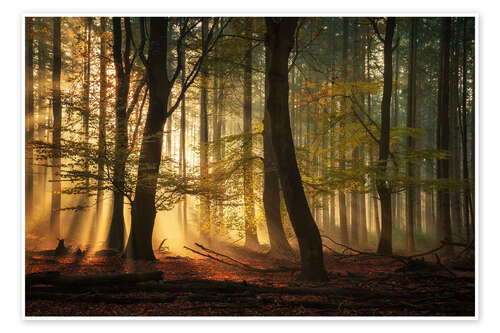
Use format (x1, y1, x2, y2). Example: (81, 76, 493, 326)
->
(18, 11, 479, 322)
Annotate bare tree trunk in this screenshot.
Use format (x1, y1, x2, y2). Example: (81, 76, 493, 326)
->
(199, 18, 210, 241)
(243, 18, 259, 249)
(436, 17, 453, 255)
(50, 17, 62, 240)
(263, 41, 293, 257)
(265, 17, 328, 281)
(107, 17, 133, 251)
(25, 17, 35, 228)
(95, 17, 108, 245)
(376, 17, 395, 255)
(125, 18, 169, 260)
(406, 18, 417, 253)
(338, 17, 349, 245)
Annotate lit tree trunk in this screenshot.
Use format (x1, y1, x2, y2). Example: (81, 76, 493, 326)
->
(107, 17, 132, 251)
(263, 42, 293, 257)
(436, 17, 453, 255)
(125, 18, 169, 260)
(50, 17, 62, 240)
(406, 17, 417, 253)
(83, 18, 91, 189)
(243, 18, 259, 249)
(265, 17, 328, 281)
(179, 40, 188, 240)
(25, 17, 34, 228)
(376, 17, 395, 255)
(95, 17, 108, 244)
(199, 18, 210, 240)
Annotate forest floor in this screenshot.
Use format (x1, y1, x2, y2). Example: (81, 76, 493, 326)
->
(25, 241, 475, 317)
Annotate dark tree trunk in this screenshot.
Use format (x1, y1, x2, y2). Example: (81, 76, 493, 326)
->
(107, 17, 133, 251)
(436, 17, 453, 255)
(461, 17, 472, 242)
(406, 18, 417, 253)
(83, 18, 91, 189)
(95, 17, 108, 245)
(50, 17, 62, 240)
(263, 41, 294, 257)
(25, 17, 34, 228)
(243, 18, 259, 249)
(376, 17, 395, 255)
(124, 18, 169, 260)
(265, 17, 328, 282)
(338, 17, 349, 245)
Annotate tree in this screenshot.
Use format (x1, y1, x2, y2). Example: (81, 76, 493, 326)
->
(50, 17, 62, 240)
(406, 18, 417, 252)
(25, 17, 34, 226)
(95, 17, 108, 234)
(263, 39, 293, 257)
(436, 17, 453, 254)
(265, 17, 328, 281)
(375, 17, 395, 255)
(243, 18, 259, 249)
(107, 17, 135, 251)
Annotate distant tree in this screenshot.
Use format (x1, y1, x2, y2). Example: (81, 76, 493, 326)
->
(50, 17, 62, 240)
(25, 17, 34, 226)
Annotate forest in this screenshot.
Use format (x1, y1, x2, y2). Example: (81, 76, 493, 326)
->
(24, 16, 475, 316)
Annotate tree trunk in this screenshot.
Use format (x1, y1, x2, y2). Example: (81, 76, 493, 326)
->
(50, 17, 62, 240)
(107, 17, 132, 251)
(265, 17, 328, 281)
(124, 18, 169, 260)
(406, 18, 417, 253)
(376, 17, 395, 255)
(25, 17, 34, 228)
(263, 41, 293, 257)
(243, 18, 259, 249)
(436, 17, 453, 255)
(199, 18, 210, 241)
(338, 17, 349, 245)
(95, 17, 108, 245)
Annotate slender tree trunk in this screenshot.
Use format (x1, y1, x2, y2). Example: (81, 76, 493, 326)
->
(50, 17, 62, 241)
(406, 18, 417, 253)
(265, 17, 328, 281)
(83, 18, 91, 189)
(179, 40, 188, 240)
(25, 17, 35, 228)
(461, 17, 472, 242)
(95, 17, 108, 245)
(199, 18, 210, 241)
(107, 17, 132, 251)
(436, 17, 453, 255)
(376, 17, 395, 255)
(243, 18, 259, 248)
(338, 17, 349, 245)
